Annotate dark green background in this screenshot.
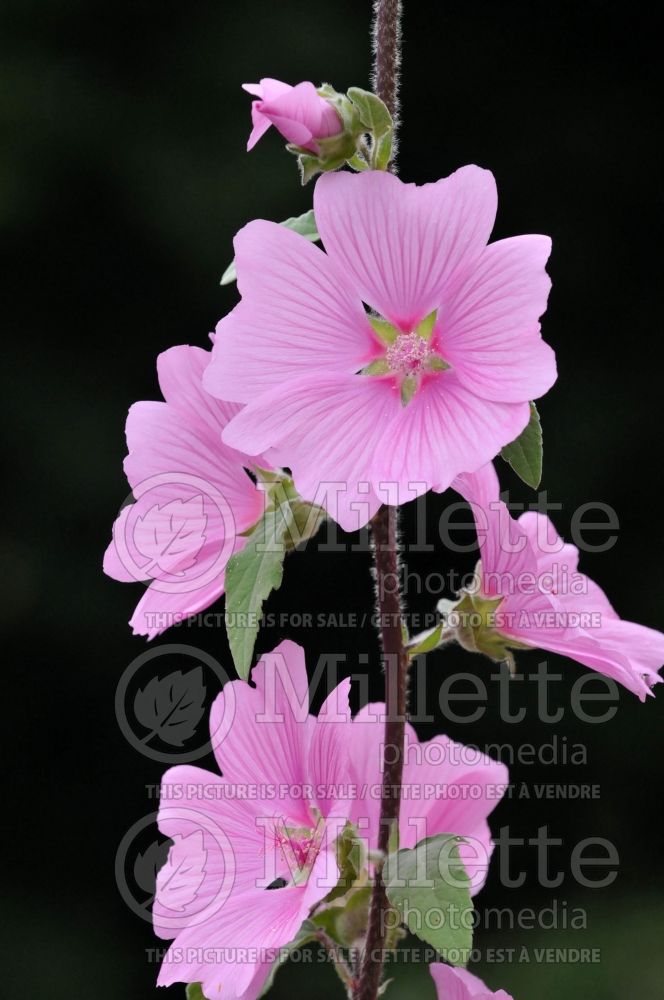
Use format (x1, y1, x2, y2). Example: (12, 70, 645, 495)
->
(2, 1, 662, 997)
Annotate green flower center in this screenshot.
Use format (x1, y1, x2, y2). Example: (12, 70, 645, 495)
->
(361, 309, 450, 405)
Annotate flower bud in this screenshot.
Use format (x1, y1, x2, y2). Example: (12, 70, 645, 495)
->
(243, 78, 343, 153)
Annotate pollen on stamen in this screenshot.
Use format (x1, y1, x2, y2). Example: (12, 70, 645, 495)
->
(386, 332, 431, 374)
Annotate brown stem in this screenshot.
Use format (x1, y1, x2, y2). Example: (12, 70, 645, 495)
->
(372, 0, 402, 121)
(353, 7, 405, 999)
(353, 508, 409, 1000)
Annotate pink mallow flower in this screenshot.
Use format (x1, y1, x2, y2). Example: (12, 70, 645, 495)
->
(451, 462, 664, 700)
(154, 640, 352, 999)
(153, 641, 509, 997)
(431, 964, 515, 1000)
(103, 345, 268, 639)
(243, 78, 342, 153)
(204, 167, 557, 532)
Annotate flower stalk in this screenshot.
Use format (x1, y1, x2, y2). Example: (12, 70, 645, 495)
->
(353, 8, 406, 997)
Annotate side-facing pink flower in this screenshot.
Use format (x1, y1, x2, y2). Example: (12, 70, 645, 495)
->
(430, 964, 514, 1000)
(453, 463, 664, 699)
(349, 705, 508, 892)
(154, 640, 353, 999)
(103, 345, 268, 638)
(243, 78, 342, 152)
(204, 167, 557, 531)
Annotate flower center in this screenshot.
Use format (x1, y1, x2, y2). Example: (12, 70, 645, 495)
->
(386, 332, 431, 374)
(270, 820, 322, 885)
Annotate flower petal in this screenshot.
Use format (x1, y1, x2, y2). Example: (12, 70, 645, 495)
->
(534, 610, 664, 700)
(438, 235, 556, 402)
(210, 640, 314, 827)
(381, 374, 530, 499)
(430, 964, 514, 1000)
(314, 166, 497, 330)
(204, 221, 376, 404)
(453, 463, 539, 590)
(222, 374, 403, 532)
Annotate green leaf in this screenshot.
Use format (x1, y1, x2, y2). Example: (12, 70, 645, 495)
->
(500, 401, 543, 489)
(383, 834, 474, 965)
(257, 920, 319, 997)
(347, 87, 393, 138)
(220, 211, 319, 285)
(186, 986, 206, 1000)
(224, 505, 288, 679)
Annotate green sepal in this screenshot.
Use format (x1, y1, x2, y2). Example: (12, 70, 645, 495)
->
(415, 310, 437, 340)
(347, 152, 371, 171)
(372, 130, 393, 171)
(186, 986, 206, 1000)
(361, 358, 390, 376)
(369, 315, 399, 344)
(221, 211, 319, 285)
(406, 622, 446, 658)
(428, 354, 450, 371)
(383, 834, 474, 965)
(401, 375, 417, 405)
(501, 401, 543, 489)
(347, 87, 393, 138)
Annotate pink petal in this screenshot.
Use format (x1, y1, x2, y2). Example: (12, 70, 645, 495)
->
(453, 463, 539, 591)
(535, 610, 664, 700)
(128, 563, 227, 638)
(247, 105, 274, 151)
(430, 964, 514, 1000)
(400, 734, 508, 894)
(221, 373, 402, 532)
(242, 78, 292, 101)
(157, 885, 306, 996)
(438, 235, 556, 402)
(209, 640, 315, 827)
(103, 505, 151, 583)
(348, 704, 385, 851)
(123, 399, 264, 534)
(260, 81, 340, 151)
(314, 166, 497, 330)
(309, 677, 352, 819)
(204, 220, 376, 404)
(154, 766, 276, 921)
(517, 510, 580, 578)
(381, 374, 531, 500)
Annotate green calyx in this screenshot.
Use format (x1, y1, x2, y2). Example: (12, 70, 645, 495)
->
(444, 587, 529, 669)
(291, 84, 395, 183)
(362, 310, 450, 405)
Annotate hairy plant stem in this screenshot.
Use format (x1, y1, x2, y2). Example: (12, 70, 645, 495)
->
(352, 7, 404, 999)
(353, 505, 409, 1000)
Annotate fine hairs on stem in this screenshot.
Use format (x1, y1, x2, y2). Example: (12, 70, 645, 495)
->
(353, 9, 406, 1000)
